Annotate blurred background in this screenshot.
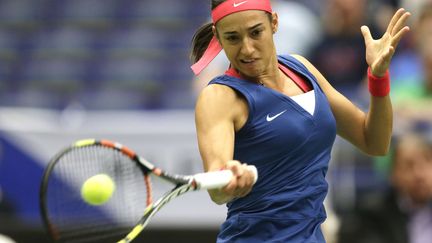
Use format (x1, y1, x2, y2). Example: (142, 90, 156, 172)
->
(1, 0, 432, 242)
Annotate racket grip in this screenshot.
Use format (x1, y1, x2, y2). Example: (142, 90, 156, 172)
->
(194, 165, 258, 190)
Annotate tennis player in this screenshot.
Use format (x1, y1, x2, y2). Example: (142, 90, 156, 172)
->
(191, 0, 410, 242)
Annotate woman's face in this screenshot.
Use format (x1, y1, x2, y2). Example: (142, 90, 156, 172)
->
(215, 10, 278, 78)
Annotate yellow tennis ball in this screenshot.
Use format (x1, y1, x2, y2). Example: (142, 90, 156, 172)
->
(81, 174, 115, 206)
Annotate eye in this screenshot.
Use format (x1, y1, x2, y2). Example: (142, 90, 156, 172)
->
(225, 35, 239, 42)
(251, 29, 262, 37)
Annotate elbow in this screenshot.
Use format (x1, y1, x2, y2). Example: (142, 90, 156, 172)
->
(364, 144, 390, 156)
(368, 149, 389, 157)
(362, 134, 392, 156)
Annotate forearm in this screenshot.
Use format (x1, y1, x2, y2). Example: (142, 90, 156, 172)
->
(199, 144, 237, 204)
(364, 95, 393, 155)
(362, 66, 393, 155)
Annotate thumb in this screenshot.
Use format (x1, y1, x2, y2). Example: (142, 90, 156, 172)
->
(226, 160, 243, 176)
(361, 25, 373, 43)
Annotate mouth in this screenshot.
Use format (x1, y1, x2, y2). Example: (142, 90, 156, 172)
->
(240, 58, 256, 63)
(240, 58, 258, 65)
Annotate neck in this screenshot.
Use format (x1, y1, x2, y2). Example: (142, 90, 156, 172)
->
(247, 55, 282, 87)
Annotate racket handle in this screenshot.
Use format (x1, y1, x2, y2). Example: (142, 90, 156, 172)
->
(194, 165, 258, 190)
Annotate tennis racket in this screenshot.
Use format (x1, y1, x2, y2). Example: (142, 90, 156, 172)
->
(40, 139, 258, 243)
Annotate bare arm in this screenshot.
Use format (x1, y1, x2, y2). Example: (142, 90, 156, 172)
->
(195, 84, 255, 204)
(293, 8, 410, 156)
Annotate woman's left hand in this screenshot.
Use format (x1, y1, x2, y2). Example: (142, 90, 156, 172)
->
(361, 8, 411, 77)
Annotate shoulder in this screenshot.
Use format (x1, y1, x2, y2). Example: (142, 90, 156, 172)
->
(279, 54, 315, 75)
(196, 83, 239, 107)
(195, 83, 246, 121)
(278, 54, 317, 74)
(289, 54, 314, 69)
(195, 83, 249, 132)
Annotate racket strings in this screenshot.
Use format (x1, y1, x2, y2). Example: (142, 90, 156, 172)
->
(43, 145, 151, 242)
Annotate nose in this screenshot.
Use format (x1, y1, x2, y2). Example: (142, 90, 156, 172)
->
(240, 37, 255, 56)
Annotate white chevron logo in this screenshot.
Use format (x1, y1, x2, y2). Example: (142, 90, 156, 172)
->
(233, 1, 247, 7)
(266, 110, 287, 122)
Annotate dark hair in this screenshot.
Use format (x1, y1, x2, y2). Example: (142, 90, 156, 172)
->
(390, 131, 432, 171)
(190, 0, 226, 64)
(190, 0, 273, 63)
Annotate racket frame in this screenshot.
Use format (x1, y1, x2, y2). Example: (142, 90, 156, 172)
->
(40, 138, 257, 243)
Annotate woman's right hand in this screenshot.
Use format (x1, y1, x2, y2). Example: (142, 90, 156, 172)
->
(208, 160, 256, 204)
(221, 160, 256, 199)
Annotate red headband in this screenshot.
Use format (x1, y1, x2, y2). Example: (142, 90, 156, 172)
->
(191, 0, 273, 75)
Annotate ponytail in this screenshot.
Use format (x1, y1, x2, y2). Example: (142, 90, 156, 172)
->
(190, 22, 214, 64)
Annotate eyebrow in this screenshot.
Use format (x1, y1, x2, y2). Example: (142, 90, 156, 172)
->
(223, 23, 263, 35)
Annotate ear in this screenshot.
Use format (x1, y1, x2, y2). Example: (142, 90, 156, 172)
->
(212, 25, 219, 40)
(271, 12, 279, 34)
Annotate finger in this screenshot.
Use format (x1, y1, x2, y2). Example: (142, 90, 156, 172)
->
(223, 178, 238, 194)
(241, 163, 249, 176)
(224, 178, 249, 198)
(225, 160, 241, 168)
(235, 165, 252, 188)
(391, 26, 410, 48)
(234, 182, 252, 197)
(361, 25, 373, 43)
(386, 8, 407, 34)
(391, 11, 411, 36)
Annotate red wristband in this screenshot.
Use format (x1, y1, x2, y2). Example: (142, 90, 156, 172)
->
(368, 67, 390, 97)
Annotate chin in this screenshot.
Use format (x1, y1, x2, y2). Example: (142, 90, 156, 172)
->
(240, 68, 262, 78)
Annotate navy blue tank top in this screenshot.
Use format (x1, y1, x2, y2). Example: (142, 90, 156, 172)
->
(209, 55, 337, 242)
